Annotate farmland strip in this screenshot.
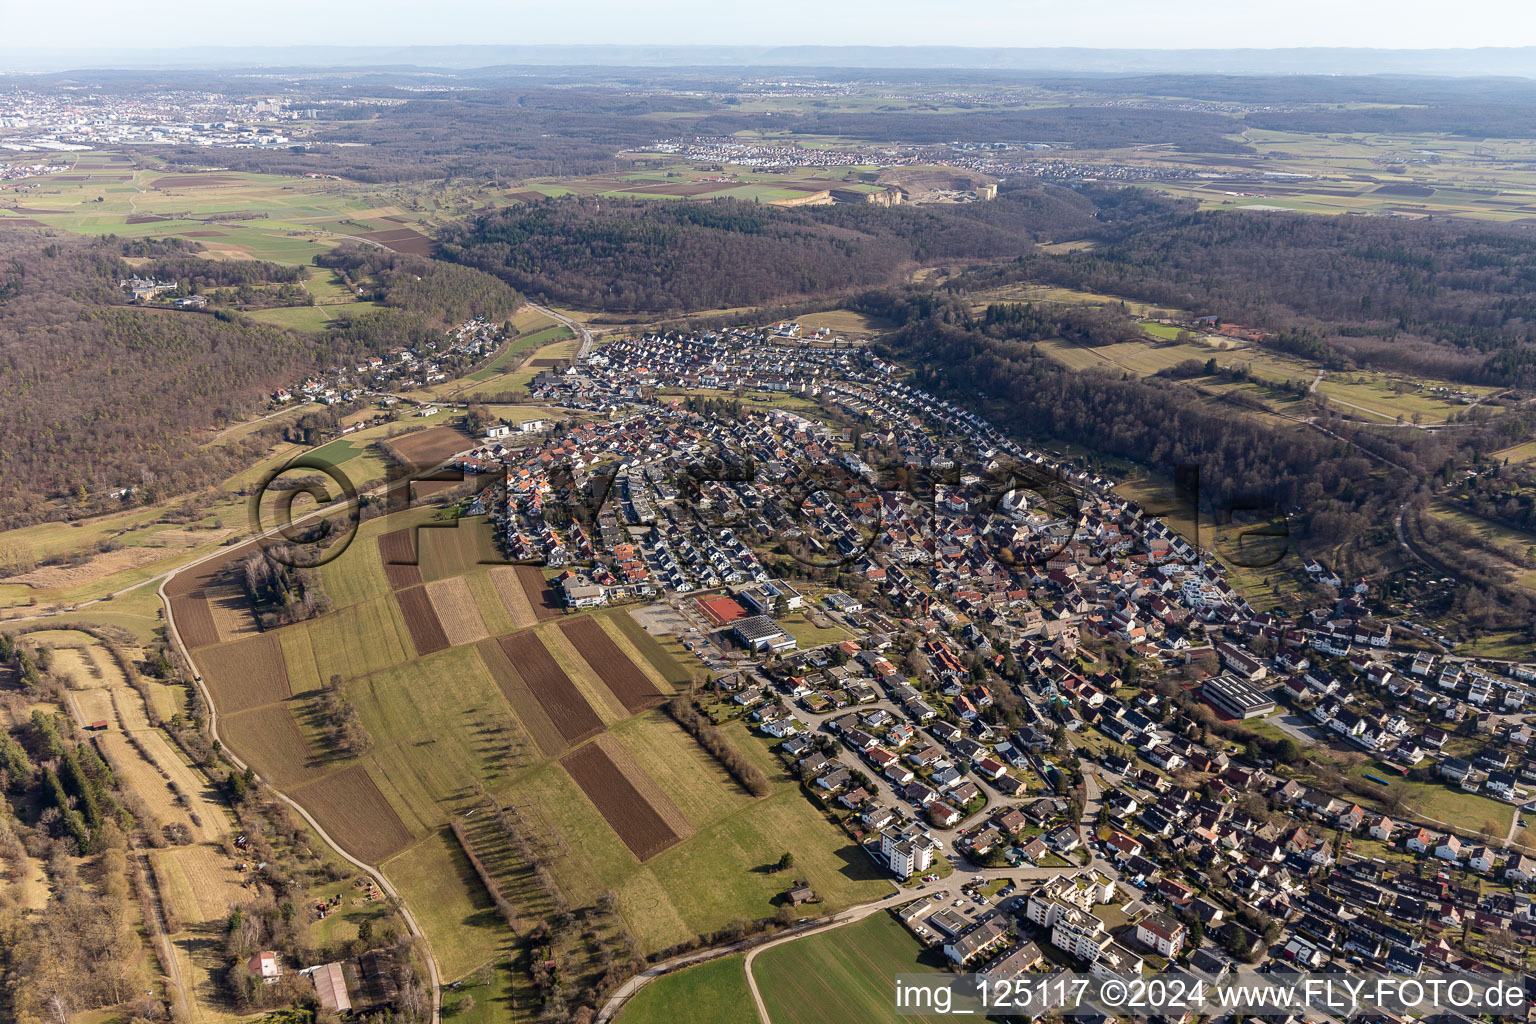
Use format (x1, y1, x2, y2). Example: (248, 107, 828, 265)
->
(489, 566, 539, 629)
(197, 633, 291, 714)
(560, 740, 683, 862)
(514, 564, 562, 621)
(557, 617, 665, 714)
(497, 630, 603, 745)
(475, 639, 567, 758)
(377, 529, 423, 590)
(291, 765, 414, 863)
(171, 595, 219, 649)
(219, 704, 325, 788)
(424, 577, 490, 647)
(395, 585, 450, 656)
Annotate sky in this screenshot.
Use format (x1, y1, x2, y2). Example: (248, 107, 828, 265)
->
(9, 0, 1536, 52)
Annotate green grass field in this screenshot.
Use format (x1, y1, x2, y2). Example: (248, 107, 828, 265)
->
(1346, 763, 1515, 835)
(248, 300, 383, 332)
(352, 643, 532, 831)
(616, 955, 755, 1024)
(469, 324, 574, 380)
(385, 827, 506, 983)
(754, 912, 951, 1024)
(778, 612, 853, 649)
(284, 592, 416, 683)
(500, 716, 891, 954)
(248, 305, 332, 331)
(1493, 439, 1536, 464)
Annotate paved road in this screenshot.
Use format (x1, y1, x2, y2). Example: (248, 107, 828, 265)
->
(157, 516, 445, 1023)
(740, 891, 913, 1024)
(531, 303, 596, 361)
(594, 890, 907, 1024)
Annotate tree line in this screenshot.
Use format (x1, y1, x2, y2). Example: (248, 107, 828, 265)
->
(663, 696, 771, 796)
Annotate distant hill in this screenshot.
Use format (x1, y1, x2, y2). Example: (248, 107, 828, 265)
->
(5, 44, 1536, 77)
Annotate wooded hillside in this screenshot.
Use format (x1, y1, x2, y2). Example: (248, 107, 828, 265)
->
(437, 184, 1097, 312)
(0, 234, 518, 524)
(964, 209, 1536, 386)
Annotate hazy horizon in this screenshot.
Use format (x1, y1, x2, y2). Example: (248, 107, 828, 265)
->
(5, 41, 1536, 79)
(7, 0, 1536, 61)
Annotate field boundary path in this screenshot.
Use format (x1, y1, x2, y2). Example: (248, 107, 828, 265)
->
(594, 887, 904, 1024)
(739, 892, 913, 1024)
(159, 545, 444, 1024)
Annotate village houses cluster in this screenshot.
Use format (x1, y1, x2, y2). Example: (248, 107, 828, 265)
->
(441, 324, 1536, 989)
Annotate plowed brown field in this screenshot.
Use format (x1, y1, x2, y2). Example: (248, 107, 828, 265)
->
(475, 638, 567, 758)
(220, 704, 325, 788)
(382, 425, 474, 467)
(171, 595, 219, 649)
(515, 564, 562, 621)
(292, 765, 414, 863)
(497, 630, 603, 745)
(377, 529, 423, 589)
(557, 617, 664, 713)
(560, 737, 687, 861)
(395, 585, 450, 655)
(197, 633, 291, 714)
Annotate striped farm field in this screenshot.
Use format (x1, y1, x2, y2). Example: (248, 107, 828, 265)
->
(515, 564, 562, 621)
(277, 625, 324, 696)
(475, 637, 567, 758)
(605, 610, 692, 687)
(205, 581, 259, 641)
(297, 594, 416, 681)
(196, 632, 291, 713)
(425, 576, 490, 647)
(418, 518, 499, 581)
(560, 736, 688, 862)
(464, 570, 516, 636)
(350, 645, 534, 829)
(291, 764, 415, 863)
(538, 623, 629, 724)
(395, 585, 450, 656)
(171, 594, 219, 648)
(381, 424, 474, 468)
(378, 528, 423, 590)
(497, 630, 604, 745)
(557, 617, 664, 713)
(489, 566, 539, 629)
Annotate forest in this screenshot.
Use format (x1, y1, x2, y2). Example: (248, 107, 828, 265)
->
(954, 207, 1536, 387)
(159, 87, 706, 182)
(0, 234, 519, 525)
(0, 700, 149, 1023)
(437, 184, 1097, 312)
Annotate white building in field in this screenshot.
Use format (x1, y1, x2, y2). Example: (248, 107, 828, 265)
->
(880, 822, 940, 879)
